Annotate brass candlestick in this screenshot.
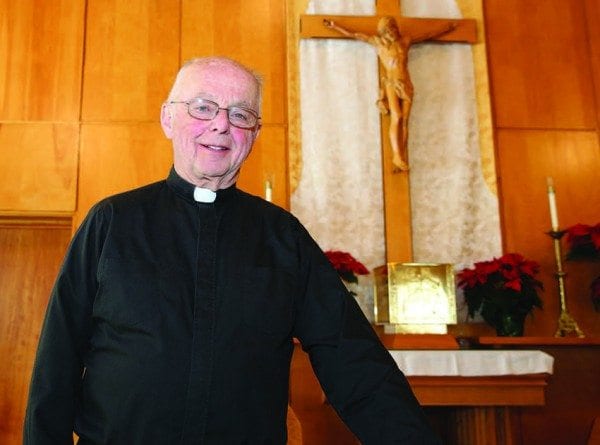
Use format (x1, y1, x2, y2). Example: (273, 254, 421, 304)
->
(548, 229, 584, 337)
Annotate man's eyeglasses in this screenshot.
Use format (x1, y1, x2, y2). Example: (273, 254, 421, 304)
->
(168, 98, 260, 129)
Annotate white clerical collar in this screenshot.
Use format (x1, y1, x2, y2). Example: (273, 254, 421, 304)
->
(193, 187, 217, 203)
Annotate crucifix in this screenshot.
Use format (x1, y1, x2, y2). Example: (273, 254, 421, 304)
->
(299, 0, 477, 263)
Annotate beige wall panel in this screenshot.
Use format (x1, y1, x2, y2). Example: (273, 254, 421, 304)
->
(0, 0, 85, 121)
(238, 126, 288, 209)
(181, 0, 286, 124)
(81, 0, 181, 122)
(496, 129, 600, 336)
(74, 123, 173, 228)
(0, 123, 78, 213)
(0, 225, 71, 445)
(485, 0, 596, 130)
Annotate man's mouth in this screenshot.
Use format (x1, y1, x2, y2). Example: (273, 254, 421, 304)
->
(200, 144, 229, 152)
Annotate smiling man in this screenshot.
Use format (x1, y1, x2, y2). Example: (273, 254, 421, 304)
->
(162, 58, 261, 191)
(24, 57, 440, 445)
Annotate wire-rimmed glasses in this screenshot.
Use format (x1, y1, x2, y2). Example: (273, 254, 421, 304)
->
(168, 97, 260, 129)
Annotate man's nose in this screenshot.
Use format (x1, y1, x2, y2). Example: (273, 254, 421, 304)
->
(209, 108, 230, 132)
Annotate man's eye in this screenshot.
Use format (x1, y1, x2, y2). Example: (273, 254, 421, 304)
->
(195, 105, 212, 113)
(230, 110, 249, 121)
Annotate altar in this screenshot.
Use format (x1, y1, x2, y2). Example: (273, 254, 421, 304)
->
(289, 344, 554, 445)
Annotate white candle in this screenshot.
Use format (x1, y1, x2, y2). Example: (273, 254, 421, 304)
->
(265, 180, 272, 202)
(547, 177, 559, 231)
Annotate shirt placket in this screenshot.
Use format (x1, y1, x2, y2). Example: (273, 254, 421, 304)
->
(180, 203, 218, 443)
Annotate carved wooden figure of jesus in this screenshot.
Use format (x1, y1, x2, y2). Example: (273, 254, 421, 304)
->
(324, 17, 456, 172)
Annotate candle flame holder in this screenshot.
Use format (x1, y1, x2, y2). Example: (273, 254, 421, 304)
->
(548, 229, 585, 337)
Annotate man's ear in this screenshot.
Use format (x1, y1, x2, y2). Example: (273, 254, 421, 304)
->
(245, 125, 260, 157)
(160, 103, 174, 139)
(251, 123, 261, 142)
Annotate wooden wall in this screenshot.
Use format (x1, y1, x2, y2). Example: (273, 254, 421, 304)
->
(484, 0, 600, 338)
(1, 0, 599, 444)
(0, 222, 72, 445)
(483, 1, 600, 442)
(0, 0, 288, 225)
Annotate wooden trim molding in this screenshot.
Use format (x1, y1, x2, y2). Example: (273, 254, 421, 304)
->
(0, 213, 72, 228)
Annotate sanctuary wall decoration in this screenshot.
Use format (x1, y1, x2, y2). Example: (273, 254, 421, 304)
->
(287, 0, 503, 323)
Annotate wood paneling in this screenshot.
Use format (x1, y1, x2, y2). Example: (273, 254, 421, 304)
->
(181, 0, 287, 125)
(476, 342, 600, 445)
(238, 126, 288, 208)
(484, 0, 600, 441)
(0, 123, 78, 213)
(0, 225, 71, 445)
(0, 0, 85, 121)
(586, 0, 600, 129)
(81, 0, 181, 122)
(496, 129, 600, 336)
(485, 0, 597, 130)
(74, 123, 173, 228)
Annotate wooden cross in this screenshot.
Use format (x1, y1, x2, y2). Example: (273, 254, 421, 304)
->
(299, 0, 477, 263)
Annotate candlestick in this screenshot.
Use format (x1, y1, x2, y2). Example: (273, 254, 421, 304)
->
(547, 230, 585, 337)
(547, 177, 559, 231)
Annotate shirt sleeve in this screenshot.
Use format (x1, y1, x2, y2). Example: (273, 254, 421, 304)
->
(23, 204, 110, 445)
(291, 222, 442, 445)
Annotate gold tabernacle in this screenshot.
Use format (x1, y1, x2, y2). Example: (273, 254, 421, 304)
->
(373, 263, 457, 334)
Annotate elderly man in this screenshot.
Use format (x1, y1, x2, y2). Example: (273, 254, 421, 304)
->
(24, 57, 440, 444)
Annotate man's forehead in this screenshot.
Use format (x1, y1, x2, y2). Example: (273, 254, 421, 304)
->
(184, 62, 254, 84)
(178, 63, 258, 97)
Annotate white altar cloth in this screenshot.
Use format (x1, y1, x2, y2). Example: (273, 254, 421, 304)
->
(389, 350, 554, 377)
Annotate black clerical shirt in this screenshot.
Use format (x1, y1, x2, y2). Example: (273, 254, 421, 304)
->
(24, 168, 440, 445)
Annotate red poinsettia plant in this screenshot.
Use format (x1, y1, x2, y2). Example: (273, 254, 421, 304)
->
(324, 250, 369, 284)
(565, 223, 600, 311)
(457, 253, 543, 334)
(564, 223, 600, 261)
